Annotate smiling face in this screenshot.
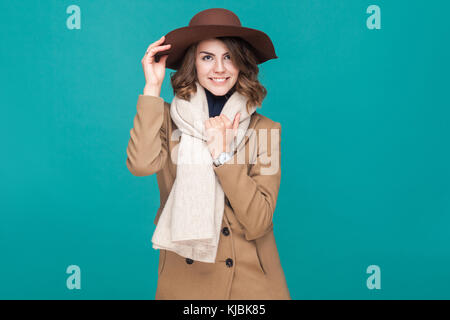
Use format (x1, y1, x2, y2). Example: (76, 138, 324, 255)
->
(195, 38, 240, 96)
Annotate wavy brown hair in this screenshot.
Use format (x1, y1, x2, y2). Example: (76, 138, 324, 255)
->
(170, 37, 267, 114)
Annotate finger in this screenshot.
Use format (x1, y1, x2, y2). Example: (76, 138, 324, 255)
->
(159, 54, 169, 65)
(220, 114, 231, 127)
(232, 113, 241, 130)
(214, 116, 224, 128)
(145, 44, 171, 58)
(206, 120, 219, 133)
(232, 112, 241, 135)
(210, 117, 218, 128)
(145, 40, 165, 59)
(152, 45, 171, 64)
(146, 36, 166, 52)
(146, 45, 171, 64)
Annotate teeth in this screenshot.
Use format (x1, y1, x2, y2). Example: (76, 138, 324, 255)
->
(211, 78, 227, 82)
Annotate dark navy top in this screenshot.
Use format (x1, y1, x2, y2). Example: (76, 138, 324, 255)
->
(204, 85, 236, 118)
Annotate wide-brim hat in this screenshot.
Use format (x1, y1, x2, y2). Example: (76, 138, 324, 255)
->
(155, 8, 278, 70)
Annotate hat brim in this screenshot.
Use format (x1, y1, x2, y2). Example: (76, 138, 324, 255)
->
(155, 25, 278, 70)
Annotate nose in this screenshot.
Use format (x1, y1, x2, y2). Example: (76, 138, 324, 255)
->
(213, 58, 226, 73)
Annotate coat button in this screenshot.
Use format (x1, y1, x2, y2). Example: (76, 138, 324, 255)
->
(185, 258, 194, 264)
(222, 227, 230, 236)
(225, 258, 233, 268)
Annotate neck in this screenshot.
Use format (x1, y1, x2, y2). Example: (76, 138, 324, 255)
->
(204, 85, 236, 98)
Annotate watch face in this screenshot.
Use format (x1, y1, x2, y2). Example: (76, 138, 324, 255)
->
(219, 152, 227, 163)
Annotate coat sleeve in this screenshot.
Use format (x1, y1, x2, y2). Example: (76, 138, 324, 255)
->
(213, 122, 282, 241)
(126, 94, 169, 176)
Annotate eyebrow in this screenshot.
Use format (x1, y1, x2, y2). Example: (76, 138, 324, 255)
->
(199, 51, 229, 56)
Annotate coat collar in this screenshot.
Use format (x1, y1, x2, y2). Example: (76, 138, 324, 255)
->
(239, 111, 261, 147)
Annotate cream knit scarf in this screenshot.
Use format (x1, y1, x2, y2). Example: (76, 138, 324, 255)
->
(151, 81, 256, 263)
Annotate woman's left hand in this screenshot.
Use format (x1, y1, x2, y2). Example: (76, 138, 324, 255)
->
(204, 113, 241, 159)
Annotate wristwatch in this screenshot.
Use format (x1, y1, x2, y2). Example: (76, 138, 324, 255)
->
(213, 151, 233, 167)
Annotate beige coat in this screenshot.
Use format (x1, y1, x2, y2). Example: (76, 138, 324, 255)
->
(126, 94, 291, 300)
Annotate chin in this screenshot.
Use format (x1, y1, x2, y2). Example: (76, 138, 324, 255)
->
(206, 87, 231, 96)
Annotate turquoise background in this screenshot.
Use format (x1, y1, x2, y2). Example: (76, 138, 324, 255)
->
(1, 0, 449, 299)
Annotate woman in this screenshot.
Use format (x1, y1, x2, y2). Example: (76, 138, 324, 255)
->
(126, 8, 290, 300)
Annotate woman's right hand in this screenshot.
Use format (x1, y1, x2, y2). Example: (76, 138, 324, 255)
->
(141, 36, 171, 92)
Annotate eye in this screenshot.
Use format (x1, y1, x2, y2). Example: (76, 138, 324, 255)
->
(224, 54, 231, 60)
(202, 55, 213, 61)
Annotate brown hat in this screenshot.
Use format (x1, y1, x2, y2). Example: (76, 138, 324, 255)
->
(155, 8, 278, 70)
